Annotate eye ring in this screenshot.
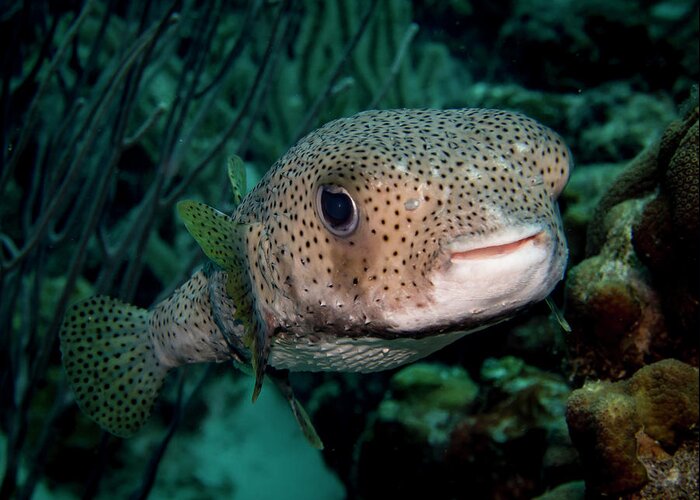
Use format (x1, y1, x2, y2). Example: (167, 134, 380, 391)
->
(316, 184, 359, 237)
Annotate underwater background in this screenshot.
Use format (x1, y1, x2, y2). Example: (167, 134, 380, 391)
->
(1, 0, 698, 499)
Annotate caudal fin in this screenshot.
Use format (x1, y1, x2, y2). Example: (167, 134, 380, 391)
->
(60, 296, 169, 437)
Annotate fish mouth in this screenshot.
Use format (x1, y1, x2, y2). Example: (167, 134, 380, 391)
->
(448, 230, 546, 262)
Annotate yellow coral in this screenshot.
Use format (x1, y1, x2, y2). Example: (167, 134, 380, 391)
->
(566, 359, 699, 495)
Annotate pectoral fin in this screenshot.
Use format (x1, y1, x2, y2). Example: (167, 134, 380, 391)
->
(271, 371, 324, 449)
(250, 315, 271, 403)
(178, 200, 273, 400)
(177, 200, 242, 272)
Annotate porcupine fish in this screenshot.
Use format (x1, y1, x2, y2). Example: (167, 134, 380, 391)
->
(60, 108, 571, 447)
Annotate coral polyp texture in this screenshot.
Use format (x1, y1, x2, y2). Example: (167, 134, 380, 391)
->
(634, 102, 699, 337)
(565, 359, 699, 496)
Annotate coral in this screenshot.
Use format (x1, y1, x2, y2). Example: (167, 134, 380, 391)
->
(496, 0, 698, 94)
(566, 359, 699, 496)
(586, 93, 698, 255)
(464, 81, 677, 164)
(634, 101, 699, 338)
(663, 116, 699, 246)
(353, 358, 577, 499)
(587, 92, 698, 258)
(472, 357, 572, 445)
(586, 149, 661, 256)
(568, 94, 699, 380)
(636, 98, 699, 258)
(560, 162, 627, 264)
(634, 430, 699, 500)
(533, 480, 585, 500)
(566, 199, 667, 380)
(377, 363, 479, 444)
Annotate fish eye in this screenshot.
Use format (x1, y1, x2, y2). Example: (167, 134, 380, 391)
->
(316, 184, 359, 237)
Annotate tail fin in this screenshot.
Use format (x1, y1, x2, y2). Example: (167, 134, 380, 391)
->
(60, 296, 169, 437)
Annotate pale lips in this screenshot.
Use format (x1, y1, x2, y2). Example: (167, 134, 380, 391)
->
(449, 231, 545, 261)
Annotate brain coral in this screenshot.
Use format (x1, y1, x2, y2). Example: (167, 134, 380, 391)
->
(634, 99, 699, 342)
(660, 104, 699, 255)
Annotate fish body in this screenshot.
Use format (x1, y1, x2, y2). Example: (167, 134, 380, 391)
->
(60, 108, 571, 444)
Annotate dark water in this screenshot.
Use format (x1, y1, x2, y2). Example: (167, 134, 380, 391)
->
(1, 1, 697, 499)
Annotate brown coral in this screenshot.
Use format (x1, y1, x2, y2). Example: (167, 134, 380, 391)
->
(568, 93, 699, 380)
(634, 100, 699, 346)
(633, 431, 699, 499)
(587, 95, 698, 256)
(566, 359, 699, 496)
(566, 199, 667, 381)
(664, 117, 699, 246)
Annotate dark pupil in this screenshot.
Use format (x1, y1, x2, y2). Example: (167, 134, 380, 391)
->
(321, 189, 352, 227)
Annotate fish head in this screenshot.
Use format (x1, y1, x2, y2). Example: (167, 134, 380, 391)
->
(240, 108, 571, 336)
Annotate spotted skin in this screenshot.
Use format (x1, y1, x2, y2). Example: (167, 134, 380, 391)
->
(60, 108, 571, 440)
(149, 270, 232, 367)
(235, 109, 570, 360)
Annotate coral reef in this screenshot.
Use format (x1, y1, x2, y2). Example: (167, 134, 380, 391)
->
(497, 0, 698, 94)
(417, 0, 698, 96)
(560, 87, 699, 499)
(588, 92, 699, 255)
(633, 100, 699, 339)
(464, 81, 677, 165)
(375, 363, 479, 445)
(566, 94, 699, 380)
(560, 162, 627, 264)
(634, 431, 699, 499)
(565, 198, 668, 380)
(353, 358, 577, 499)
(566, 358, 699, 496)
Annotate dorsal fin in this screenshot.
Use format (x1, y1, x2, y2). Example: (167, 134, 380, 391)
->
(227, 155, 247, 208)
